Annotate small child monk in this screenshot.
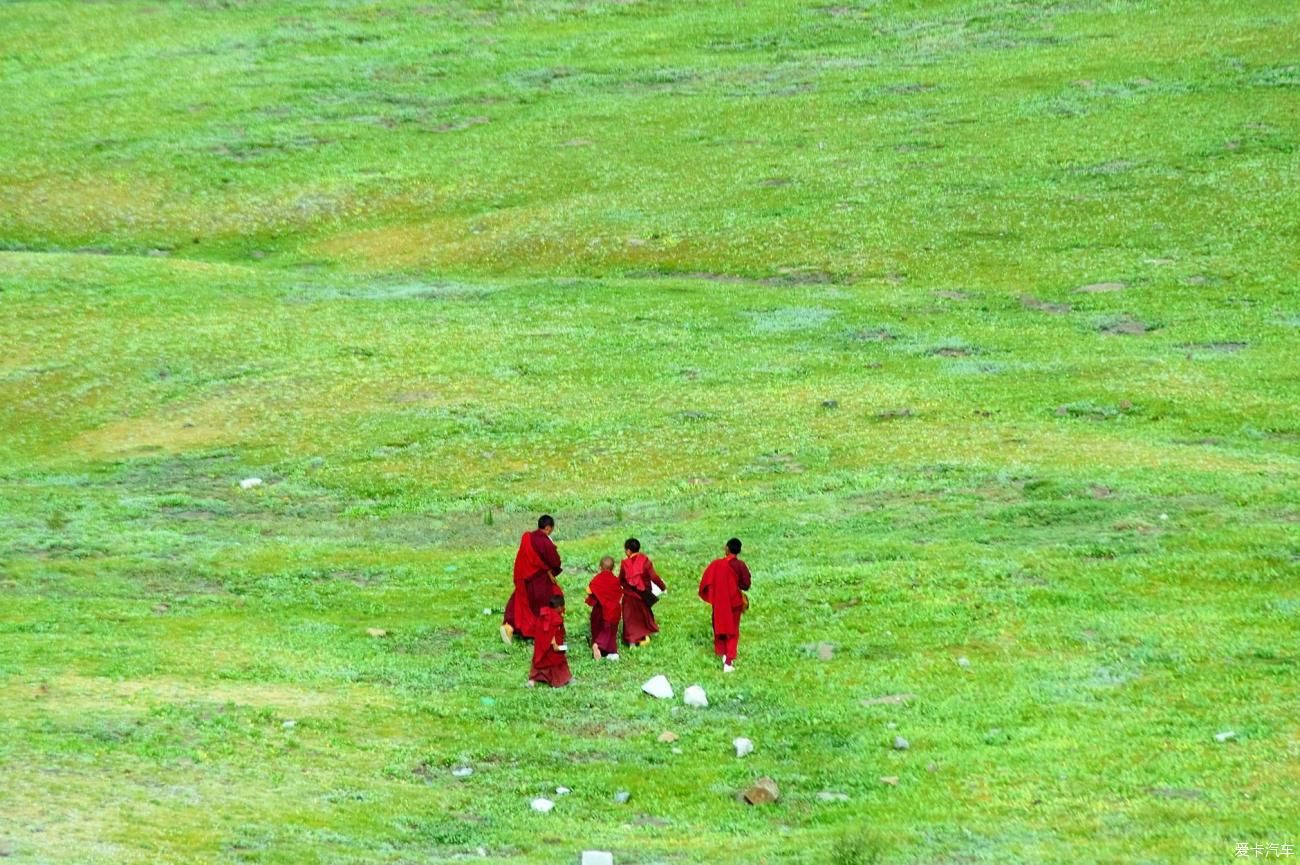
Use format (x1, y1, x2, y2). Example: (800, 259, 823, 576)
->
(527, 595, 572, 687)
(698, 537, 752, 673)
(587, 556, 622, 661)
(620, 537, 666, 646)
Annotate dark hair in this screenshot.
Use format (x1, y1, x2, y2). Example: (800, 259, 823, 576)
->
(726, 537, 742, 555)
(624, 537, 641, 553)
(538, 514, 555, 530)
(549, 594, 565, 608)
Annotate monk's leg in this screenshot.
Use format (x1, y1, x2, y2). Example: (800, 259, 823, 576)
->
(622, 596, 650, 645)
(502, 590, 519, 643)
(525, 573, 552, 619)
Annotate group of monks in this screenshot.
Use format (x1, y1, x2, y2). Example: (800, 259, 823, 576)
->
(501, 515, 754, 687)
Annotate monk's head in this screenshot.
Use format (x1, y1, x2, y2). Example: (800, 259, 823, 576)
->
(538, 514, 555, 535)
(726, 537, 742, 556)
(599, 555, 615, 572)
(624, 537, 641, 556)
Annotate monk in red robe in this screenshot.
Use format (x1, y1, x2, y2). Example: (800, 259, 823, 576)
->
(698, 537, 751, 672)
(502, 515, 563, 643)
(619, 537, 666, 646)
(587, 556, 622, 660)
(527, 595, 572, 688)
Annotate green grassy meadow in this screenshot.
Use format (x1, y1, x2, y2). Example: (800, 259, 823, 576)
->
(2, 0, 1298, 862)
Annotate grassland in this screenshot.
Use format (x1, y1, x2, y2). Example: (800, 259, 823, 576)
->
(1, 0, 1298, 863)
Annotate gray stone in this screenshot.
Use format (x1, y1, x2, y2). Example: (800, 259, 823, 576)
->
(613, 790, 631, 804)
(1214, 730, 1236, 743)
(893, 736, 910, 751)
(581, 852, 614, 865)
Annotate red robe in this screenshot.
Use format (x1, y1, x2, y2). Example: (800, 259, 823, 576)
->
(619, 553, 666, 645)
(529, 607, 572, 687)
(504, 530, 562, 639)
(586, 570, 622, 656)
(699, 555, 751, 660)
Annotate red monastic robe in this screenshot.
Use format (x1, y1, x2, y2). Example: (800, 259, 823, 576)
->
(698, 555, 752, 661)
(586, 570, 623, 656)
(504, 530, 563, 639)
(529, 606, 572, 687)
(619, 553, 666, 645)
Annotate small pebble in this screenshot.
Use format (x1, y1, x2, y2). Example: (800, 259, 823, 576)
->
(1214, 731, 1237, 743)
(452, 767, 473, 778)
(555, 786, 570, 795)
(957, 656, 971, 668)
(613, 790, 631, 804)
(893, 736, 910, 751)
(530, 798, 554, 813)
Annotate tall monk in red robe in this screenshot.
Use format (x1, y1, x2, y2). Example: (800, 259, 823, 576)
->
(698, 537, 751, 672)
(619, 537, 666, 646)
(587, 556, 622, 660)
(527, 595, 572, 688)
(502, 515, 563, 643)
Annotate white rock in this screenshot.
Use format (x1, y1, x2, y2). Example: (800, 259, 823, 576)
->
(239, 477, 263, 490)
(555, 786, 570, 795)
(452, 766, 473, 778)
(530, 797, 554, 813)
(482, 608, 492, 615)
(683, 685, 708, 708)
(1214, 731, 1236, 743)
(581, 853, 614, 865)
(957, 656, 971, 668)
(642, 675, 673, 700)
(281, 719, 296, 729)
(734, 737, 754, 758)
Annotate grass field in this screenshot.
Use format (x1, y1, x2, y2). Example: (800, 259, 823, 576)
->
(2, 1, 1298, 863)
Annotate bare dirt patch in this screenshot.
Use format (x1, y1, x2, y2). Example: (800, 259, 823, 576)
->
(1021, 295, 1071, 314)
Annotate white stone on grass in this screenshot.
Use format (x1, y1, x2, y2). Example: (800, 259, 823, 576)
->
(531, 798, 554, 813)
(581, 853, 614, 865)
(451, 767, 473, 778)
(734, 737, 754, 758)
(239, 477, 263, 490)
(1214, 731, 1237, 743)
(642, 675, 673, 699)
(683, 685, 708, 708)
(555, 786, 570, 795)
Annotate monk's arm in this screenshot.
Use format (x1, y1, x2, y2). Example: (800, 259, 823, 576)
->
(533, 533, 563, 576)
(734, 560, 752, 591)
(647, 560, 667, 590)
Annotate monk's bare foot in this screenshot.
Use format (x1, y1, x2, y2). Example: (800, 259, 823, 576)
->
(500, 624, 513, 645)
(638, 637, 651, 647)
(591, 643, 601, 660)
